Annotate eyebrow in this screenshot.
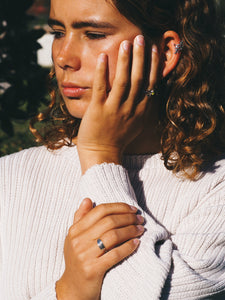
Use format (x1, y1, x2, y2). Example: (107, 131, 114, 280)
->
(48, 18, 116, 29)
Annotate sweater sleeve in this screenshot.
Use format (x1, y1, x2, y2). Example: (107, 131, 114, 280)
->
(79, 163, 225, 300)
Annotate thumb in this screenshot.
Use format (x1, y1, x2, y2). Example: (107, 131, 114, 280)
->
(73, 198, 93, 224)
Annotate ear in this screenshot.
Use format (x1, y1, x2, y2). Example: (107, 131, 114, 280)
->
(161, 31, 182, 78)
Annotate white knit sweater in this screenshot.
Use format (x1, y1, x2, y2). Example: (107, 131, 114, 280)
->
(0, 145, 225, 299)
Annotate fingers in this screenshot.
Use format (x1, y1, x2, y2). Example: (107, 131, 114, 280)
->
(136, 45, 159, 115)
(126, 35, 145, 107)
(99, 238, 140, 271)
(92, 36, 159, 114)
(90, 213, 144, 239)
(73, 198, 93, 224)
(107, 40, 132, 107)
(67, 202, 145, 279)
(70, 203, 138, 236)
(92, 53, 108, 104)
(96, 224, 144, 255)
(108, 37, 159, 114)
(148, 45, 159, 90)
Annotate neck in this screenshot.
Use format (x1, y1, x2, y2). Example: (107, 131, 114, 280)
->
(124, 99, 161, 155)
(124, 129, 160, 155)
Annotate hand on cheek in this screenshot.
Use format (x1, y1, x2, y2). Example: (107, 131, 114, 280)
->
(77, 35, 159, 174)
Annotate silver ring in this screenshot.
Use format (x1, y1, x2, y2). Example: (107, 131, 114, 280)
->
(97, 238, 106, 250)
(145, 89, 156, 97)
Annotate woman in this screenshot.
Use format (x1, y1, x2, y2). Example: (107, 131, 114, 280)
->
(1, 0, 225, 299)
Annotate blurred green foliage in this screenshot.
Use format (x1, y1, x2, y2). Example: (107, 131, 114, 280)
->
(0, 0, 49, 156)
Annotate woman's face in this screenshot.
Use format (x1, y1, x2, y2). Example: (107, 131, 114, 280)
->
(50, 0, 142, 118)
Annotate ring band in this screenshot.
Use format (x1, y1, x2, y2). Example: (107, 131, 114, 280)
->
(97, 238, 106, 250)
(145, 89, 156, 97)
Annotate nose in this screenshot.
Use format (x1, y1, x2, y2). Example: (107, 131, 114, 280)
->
(55, 35, 81, 71)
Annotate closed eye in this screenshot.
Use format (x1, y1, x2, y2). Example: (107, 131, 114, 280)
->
(85, 32, 107, 40)
(50, 30, 65, 39)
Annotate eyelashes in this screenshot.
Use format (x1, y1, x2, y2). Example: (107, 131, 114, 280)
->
(50, 31, 64, 39)
(85, 32, 107, 40)
(50, 30, 107, 40)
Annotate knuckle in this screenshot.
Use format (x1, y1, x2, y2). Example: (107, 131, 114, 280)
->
(129, 214, 138, 225)
(114, 78, 129, 90)
(71, 236, 80, 250)
(96, 203, 132, 219)
(104, 215, 117, 229)
(109, 230, 120, 242)
(136, 108, 145, 119)
(121, 202, 132, 210)
(76, 250, 86, 263)
(95, 84, 106, 92)
(83, 264, 95, 280)
(67, 225, 75, 239)
(136, 103, 146, 116)
(122, 109, 132, 119)
(120, 51, 130, 62)
(119, 80, 129, 89)
(133, 77, 143, 88)
(96, 203, 107, 215)
(111, 249, 121, 262)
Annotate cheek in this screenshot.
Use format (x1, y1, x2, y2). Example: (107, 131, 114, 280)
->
(52, 40, 60, 65)
(83, 40, 120, 87)
(52, 41, 61, 77)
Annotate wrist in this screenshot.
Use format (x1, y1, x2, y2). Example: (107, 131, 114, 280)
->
(56, 277, 77, 300)
(77, 146, 122, 174)
(56, 274, 101, 300)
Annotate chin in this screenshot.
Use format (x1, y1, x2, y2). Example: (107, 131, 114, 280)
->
(66, 109, 84, 119)
(66, 106, 86, 119)
(64, 99, 89, 119)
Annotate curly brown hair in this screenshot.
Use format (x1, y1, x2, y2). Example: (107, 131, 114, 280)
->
(30, 0, 225, 179)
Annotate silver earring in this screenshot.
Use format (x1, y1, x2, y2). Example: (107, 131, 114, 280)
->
(174, 40, 184, 54)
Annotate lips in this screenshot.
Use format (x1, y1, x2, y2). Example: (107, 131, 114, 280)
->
(62, 83, 88, 98)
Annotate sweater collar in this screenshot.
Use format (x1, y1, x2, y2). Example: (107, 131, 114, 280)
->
(57, 144, 162, 171)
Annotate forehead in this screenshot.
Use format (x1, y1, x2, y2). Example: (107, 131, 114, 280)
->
(50, 0, 116, 19)
(50, 0, 132, 27)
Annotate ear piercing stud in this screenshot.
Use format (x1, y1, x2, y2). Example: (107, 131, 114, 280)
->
(174, 40, 184, 54)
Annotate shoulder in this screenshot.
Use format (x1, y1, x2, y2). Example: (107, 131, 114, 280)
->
(201, 155, 225, 187)
(0, 146, 53, 171)
(0, 145, 80, 178)
(185, 156, 225, 206)
(1, 145, 49, 161)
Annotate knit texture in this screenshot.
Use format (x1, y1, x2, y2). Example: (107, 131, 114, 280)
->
(0, 145, 225, 299)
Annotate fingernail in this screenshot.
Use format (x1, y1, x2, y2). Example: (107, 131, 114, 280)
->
(152, 45, 158, 53)
(133, 239, 140, 246)
(135, 35, 145, 46)
(122, 40, 130, 52)
(98, 53, 106, 63)
(130, 205, 138, 211)
(137, 225, 144, 232)
(137, 215, 144, 223)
